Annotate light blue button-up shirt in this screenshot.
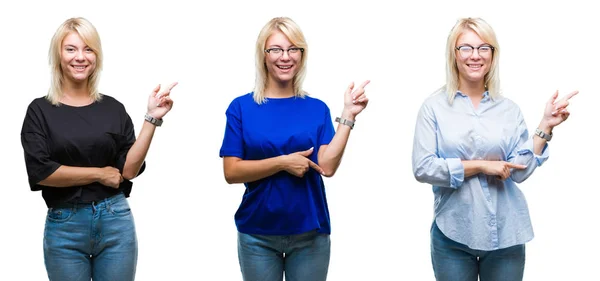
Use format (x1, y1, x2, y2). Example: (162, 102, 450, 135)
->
(412, 90, 549, 251)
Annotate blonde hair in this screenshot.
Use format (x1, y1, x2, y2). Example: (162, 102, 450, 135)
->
(444, 17, 501, 104)
(253, 17, 308, 104)
(47, 17, 103, 105)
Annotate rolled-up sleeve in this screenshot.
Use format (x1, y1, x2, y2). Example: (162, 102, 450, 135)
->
(509, 109, 550, 183)
(412, 102, 464, 188)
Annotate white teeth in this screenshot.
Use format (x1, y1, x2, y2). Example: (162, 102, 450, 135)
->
(278, 66, 291, 69)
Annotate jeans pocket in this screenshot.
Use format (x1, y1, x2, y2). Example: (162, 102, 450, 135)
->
(109, 199, 132, 216)
(46, 207, 74, 223)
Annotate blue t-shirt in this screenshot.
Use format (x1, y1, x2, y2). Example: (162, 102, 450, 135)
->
(220, 93, 336, 235)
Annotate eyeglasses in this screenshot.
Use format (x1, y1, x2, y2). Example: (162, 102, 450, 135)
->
(264, 47, 304, 56)
(456, 45, 494, 58)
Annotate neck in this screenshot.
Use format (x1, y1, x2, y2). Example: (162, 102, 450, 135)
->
(265, 77, 295, 98)
(61, 78, 92, 105)
(458, 79, 486, 99)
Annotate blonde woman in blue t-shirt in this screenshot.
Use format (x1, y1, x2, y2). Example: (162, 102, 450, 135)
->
(219, 17, 369, 281)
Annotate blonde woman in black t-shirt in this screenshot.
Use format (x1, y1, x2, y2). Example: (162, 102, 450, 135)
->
(20, 17, 176, 281)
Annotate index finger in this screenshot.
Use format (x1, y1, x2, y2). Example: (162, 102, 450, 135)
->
(563, 90, 579, 101)
(157, 82, 178, 99)
(308, 160, 325, 175)
(166, 82, 178, 92)
(358, 80, 370, 90)
(506, 163, 527, 170)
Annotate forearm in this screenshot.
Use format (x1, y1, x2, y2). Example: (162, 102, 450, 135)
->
(462, 160, 484, 178)
(224, 156, 286, 184)
(318, 110, 354, 177)
(122, 121, 156, 180)
(39, 165, 102, 187)
(533, 120, 551, 155)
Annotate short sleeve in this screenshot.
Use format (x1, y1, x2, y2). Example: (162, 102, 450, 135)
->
(219, 99, 245, 158)
(20, 102, 61, 191)
(319, 104, 335, 146)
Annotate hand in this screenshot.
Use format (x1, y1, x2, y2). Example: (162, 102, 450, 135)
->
(98, 167, 124, 189)
(147, 82, 178, 119)
(540, 90, 578, 131)
(480, 161, 527, 181)
(342, 80, 370, 119)
(282, 147, 324, 177)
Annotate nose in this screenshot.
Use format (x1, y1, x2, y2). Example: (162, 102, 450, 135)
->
(74, 51, 85, 61)
(470, 48, 482, 59)
(280, 50, 291, 61)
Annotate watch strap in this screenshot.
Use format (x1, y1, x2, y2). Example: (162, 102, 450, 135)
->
(534, 128, 552, 141)
(144, 113, 163, 127)
(335, 117, 354, 129)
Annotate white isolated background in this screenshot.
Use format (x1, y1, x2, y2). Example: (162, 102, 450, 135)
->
(0, 0, 597, 280)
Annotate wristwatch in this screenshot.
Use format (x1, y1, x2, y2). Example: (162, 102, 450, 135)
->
(534, 128, 552, 141)
(144, 113, 163, 127)
(335, 117, 355, 129)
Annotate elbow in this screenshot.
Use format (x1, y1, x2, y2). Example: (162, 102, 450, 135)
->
(122, 171, 136, 181)
(223, 170, 240, 184)
(319, 162, 337, 178)
(321, 168, 335, 178)
(511, 173, 529, 184)
(413, 167, 428, 183)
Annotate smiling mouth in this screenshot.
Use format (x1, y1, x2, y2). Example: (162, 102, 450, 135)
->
(72, 65, 87, 71)
(277, 65, 292, 70)
(467, 64, 483, 70)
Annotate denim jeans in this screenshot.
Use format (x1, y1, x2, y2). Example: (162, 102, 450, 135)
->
(44, 193, 138, 281)
(431, 221, 525, 281)
(237, 230, 331, 281)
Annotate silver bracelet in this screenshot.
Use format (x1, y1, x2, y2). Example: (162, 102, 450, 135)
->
(335, 117, 354, 129)
(144, 113, 163, 127)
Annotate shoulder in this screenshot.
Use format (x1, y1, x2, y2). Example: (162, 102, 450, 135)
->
(420, 88, 448, 109)
(493, 95, 522, 115)
(26, 97, 53, 114)
(302, 95, 330, 111)
(28, 96, 50, 107)
(225, 92, 254, 115)
(98, 94, 125, 108)
(229, 92, 254, 106)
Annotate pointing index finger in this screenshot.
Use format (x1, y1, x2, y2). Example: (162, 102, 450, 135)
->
(167, 82, 179, 92)
(308, 160, 324, 175)
(564, 90, 579, 101)
(507, 163, 527, 170)
(358, 80, 371, 89)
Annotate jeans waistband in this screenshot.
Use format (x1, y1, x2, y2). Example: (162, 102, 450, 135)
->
(51, 193, 126, 211)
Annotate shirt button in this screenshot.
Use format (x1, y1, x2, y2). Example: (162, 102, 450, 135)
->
(489, 220, 496, 226)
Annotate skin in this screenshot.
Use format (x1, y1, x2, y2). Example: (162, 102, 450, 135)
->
(39, 31, 176, 188)
(456, 29, 578, 180)
(223, 29, 369, 183)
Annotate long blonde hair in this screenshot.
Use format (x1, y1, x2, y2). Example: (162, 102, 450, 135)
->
(47, 17, 103, 105)
(253, 17, 308, 104)
(444, 17, 501, 104)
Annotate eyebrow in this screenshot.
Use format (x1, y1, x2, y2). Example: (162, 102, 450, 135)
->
(457, 43, 491, 47)
(266, 44, 296, 48)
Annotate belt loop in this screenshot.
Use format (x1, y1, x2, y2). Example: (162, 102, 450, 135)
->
(91, 201, 97, 213)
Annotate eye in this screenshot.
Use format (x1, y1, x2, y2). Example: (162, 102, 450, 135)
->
(458, 46, 473, 52)
(479, 46, 492, 52)
(288, 47, 301, 53)
(85, 47, 93, 53)
(65, 47, 75, 52)
(269, 48, 283, 54)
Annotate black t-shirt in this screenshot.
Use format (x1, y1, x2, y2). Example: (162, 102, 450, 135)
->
(20, 95, 145, 207)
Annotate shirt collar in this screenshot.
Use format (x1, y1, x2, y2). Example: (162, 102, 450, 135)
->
(456, 90, 491, 101)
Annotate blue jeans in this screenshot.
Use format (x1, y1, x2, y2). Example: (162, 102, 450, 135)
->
(44, 193, 138, 281)
(431, 222, 525, 281)
(237, 230, 330, 281)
